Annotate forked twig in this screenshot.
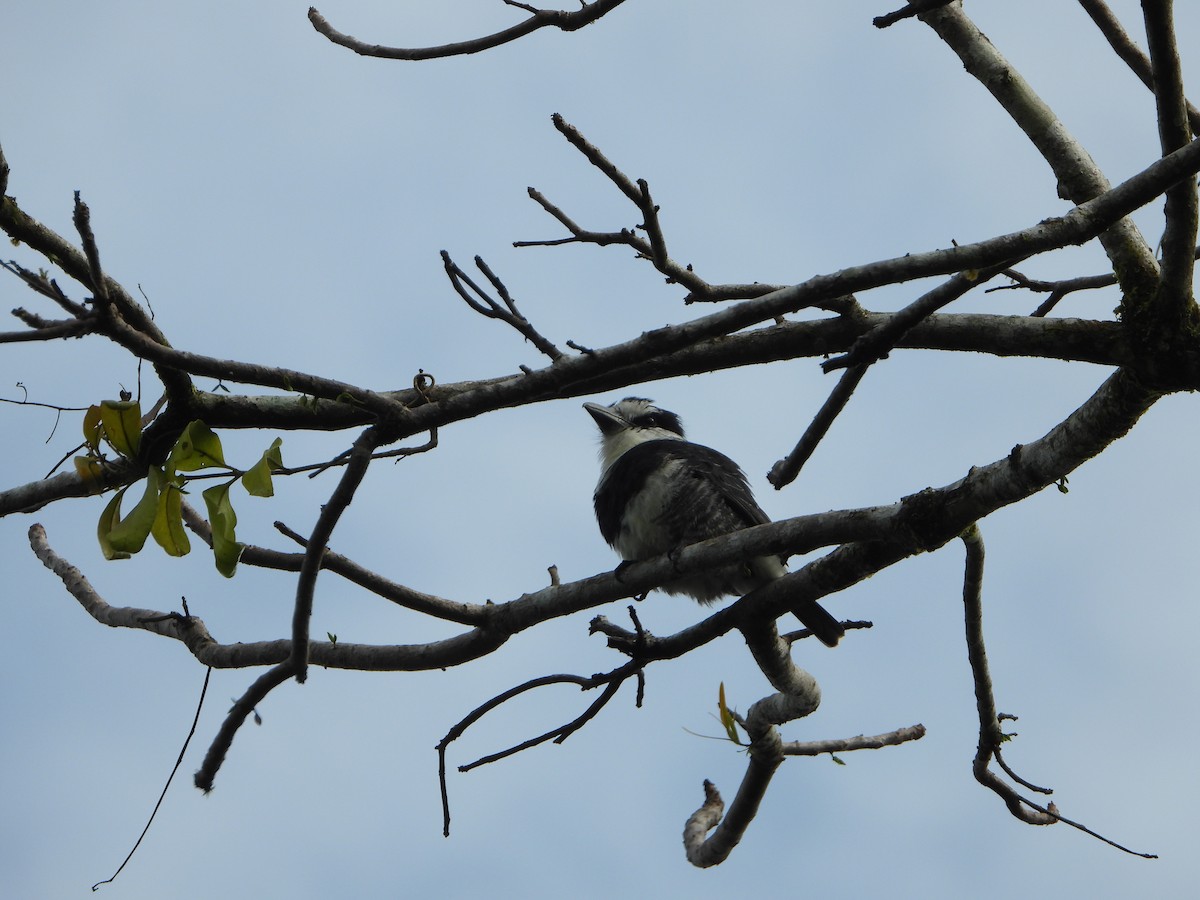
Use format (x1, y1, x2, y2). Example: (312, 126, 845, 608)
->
(441, 251, 562, 359)
(437, 649, 646, 836)
(959, 525, 1157, 858)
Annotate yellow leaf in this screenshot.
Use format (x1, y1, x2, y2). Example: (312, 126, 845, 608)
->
(99, 400, 142, 458)
(151, 477, 191, 557)
(82, 405, 103, 453)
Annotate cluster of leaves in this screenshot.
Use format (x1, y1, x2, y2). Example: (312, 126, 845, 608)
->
(77, 400, 282, 576)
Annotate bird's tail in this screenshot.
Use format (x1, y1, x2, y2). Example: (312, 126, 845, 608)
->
(791, 599, 844, 648)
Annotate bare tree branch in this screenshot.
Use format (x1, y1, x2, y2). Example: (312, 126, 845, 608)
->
(958, 525, 1157, 857)
(782, 724, 926, 756)
(923, 3, 1161, 306)
(1078, 0, 1200, 133)
(767, 363, 868, 489)
(1143, 0, 1199, 326)
(822, 265, 1011, 372)
(194, 661, 295, 793)
(10, 6, 1200, 866)
(0, 316, 94, 343)
(987, 267, 1120, 316)
(874, 0, 957, 29)
(308, 1, 628, 61)
(290, 425, 385, 684)
(684, 619, 825, 867)
(441, 251, 563, 360)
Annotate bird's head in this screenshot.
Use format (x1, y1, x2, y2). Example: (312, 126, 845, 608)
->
(583, 397, 685, 470)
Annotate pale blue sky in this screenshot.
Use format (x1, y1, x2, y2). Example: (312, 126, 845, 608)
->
(3, 2, 1198, 897)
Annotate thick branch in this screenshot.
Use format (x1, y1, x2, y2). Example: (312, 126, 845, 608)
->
(25, 357, 1164, 678)
(194, 662, 294, 792)
(4, 127, 1197, 510)
(1144, 0, 1199, 323)
(1077, 0, 1200, 134)
(922, 3, 1161, 306)
(290, 426, 384, 683)
(767, 364, 868, 489)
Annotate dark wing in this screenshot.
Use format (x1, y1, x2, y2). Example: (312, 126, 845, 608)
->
(652, 442, 771, 546)
(668, 442, 770, 529)
(594, 439, 771, 546)
(593, 440, 680, 546)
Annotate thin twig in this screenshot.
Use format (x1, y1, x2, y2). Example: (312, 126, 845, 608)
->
(93, 667, 212, 890)
(1, 259, 90, 316)
(986, 267, 1118, 316)
(437, 660, 642, 835)
(71, 193, 109, 305)
(308, 0, 628, 61)
(873, 0, 958, 29)
(441, 251, 562, 359)
(525, 116, 714, 295)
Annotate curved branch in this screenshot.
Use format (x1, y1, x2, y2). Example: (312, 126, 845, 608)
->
(683, 724, 784, 868)
(684, 619, 820, 867)
(308, 1, 627, 61)
(958, 526, 1156, 857)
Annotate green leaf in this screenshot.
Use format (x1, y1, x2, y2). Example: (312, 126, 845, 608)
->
(170, 420, 227, 473)
(718, 683, 740, 744)
(241, 437, 283, 497)
(203, 481, 243, 577)
(97, 487, 132, 560)
(106, 466, 162, 554)
(82, 405, 103, 453)
(99, 400, 142, 458)
(152, 475, 191, 557)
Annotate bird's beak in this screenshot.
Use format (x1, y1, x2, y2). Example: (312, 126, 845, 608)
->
(583, 402, 628, 436)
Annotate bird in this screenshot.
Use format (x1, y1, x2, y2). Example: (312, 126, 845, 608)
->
(584, 397, 843, 647)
